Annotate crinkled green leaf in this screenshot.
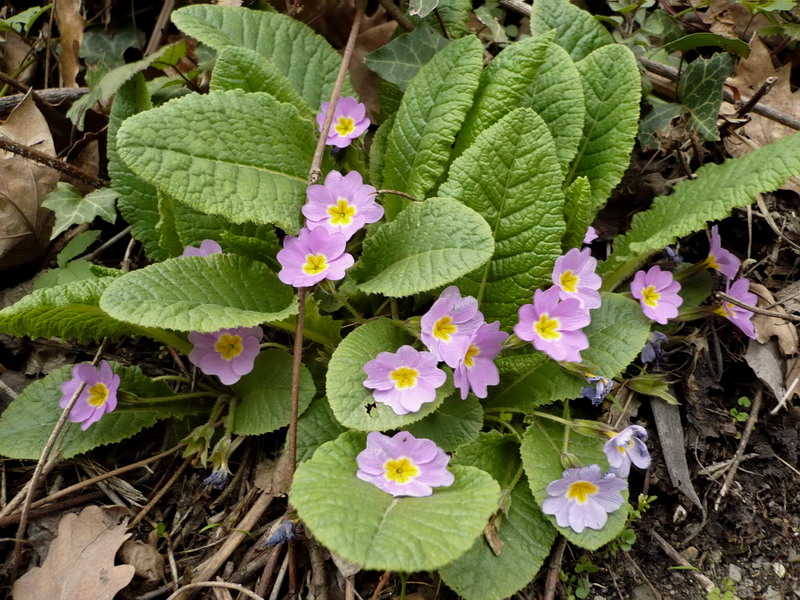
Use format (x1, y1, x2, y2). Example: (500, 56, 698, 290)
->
(485, 353, 583, 413)
(271, 296, 342, 347)
(452, 432, 521, 488)
(381, 36, 482, 215)
(368, 113, 394, 189)
(326, 318, 453, 430)
(581, 292, 651, 376)
(296, 397, 346, 463)
(351, 198, 494, 298)
(562, 177, 593, 251)
(568, 44, 640, 211)
(440, 108, 565, 327)
(530, 0, 613, 61)
(435, 0, 471, 38)
(291, 431, 500, 571)
(406, 394, 483, 451)
(232, 350, 316, 435)
(117, 90, 315, 233)
(99, 254, 296, 332)
(172, 4, 350, 107)
(365, 26, 449, 92)
(41, 183, 118, 239)
(600, 132, 800, 290)
(678, 53, 734, 141)
(521, 417, 629, 550)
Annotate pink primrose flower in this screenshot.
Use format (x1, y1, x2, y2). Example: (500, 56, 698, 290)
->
(420, 286, 484, 368)
(277, 227, 354, 288)
(181, 239, 222, 258)
(630, 265, 683, 325)
(363, 345, 446, 415)
(188, 326, 263, 385)
(603, 425, 650, 478)
(552, 248, 602, 309)
(583, 226, 598, 244)
(453, 321, 508, 399)
(542, 465, 627, 533)
(706, 225, 741, 280)
(59, 360, 120, 430)
(713, 277, 757, 339)
(317, 97, 370, 148)
(514, 287, 590, 363)
(302, 170, 384, 240)
(356, 431, 455, 497)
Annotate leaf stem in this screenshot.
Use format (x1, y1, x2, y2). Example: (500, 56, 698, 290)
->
(288, 288, 308, 480)
(561, 400, 571, 457)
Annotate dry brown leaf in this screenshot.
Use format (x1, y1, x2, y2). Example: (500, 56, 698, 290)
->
(750, 282, 798, 355)
(67, 139, 100, 194)
(784, 355, 800, 400)
(0, 32, 37, 85)
(0, 93, 58, 269)
(54, 0, 85, 88)
(119, 539, 165, 585)
(692, 0, 768, 39)
(744, 338, 786, 402)
(13, 505, 136, 600)
(253, 453, 292, 496)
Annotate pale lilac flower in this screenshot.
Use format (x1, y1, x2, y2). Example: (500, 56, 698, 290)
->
(514, 287, 590, 363)
(713, 277, 757, 339)
(580, 374, 612, 406)
(640, 331, 668, 364)
(583, 226, 598, 244)
(59, 360, 120, 430)
(277, 227, 354, 288)
(420, 286, 484, 368)
(181, 239, 222, 258)
(630, 265, 683, 325)
(706, 225, 740, 280)
(303, 170, 383, 240)
(453, 321, 509, 399)
(363, 345, 446, 415)
(317, 96, 370, 148)
(604, 425, 650, 478)
(188, 326, 263, 385)
(542, 465, 627, 533)
(356, 431, 455, 497)
(552, 248, 602, 309)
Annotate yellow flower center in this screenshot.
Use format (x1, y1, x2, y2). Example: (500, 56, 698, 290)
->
(617, 439, 634, 454)
(432, 316, 457, 341)
(566, 480, 599, 504)
(390, 366, 419, 389)
(559, 270, 579, 293)
(534, 313, 561, 341)
(302, 253, 328, 275)
(641, 285, 661, 307)
(214, 334, 244, 360)
(384, 457, 420, 484)
(87, 383, 109, 407)
(706, 254, 721, 270)
(328, 198, 357, 226)
(712, 302, 734, 318)
(334, 116, 356, 137)
(463, 344, 480, 368)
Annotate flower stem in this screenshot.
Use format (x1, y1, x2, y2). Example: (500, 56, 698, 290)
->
(561, 400, 572, 456)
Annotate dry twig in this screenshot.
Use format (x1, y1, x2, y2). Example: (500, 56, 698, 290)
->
(650, 530, 715, 592)
(0, 134, 108, 188)
(715, 388, 763, 510)
(543, 535, 567, 600)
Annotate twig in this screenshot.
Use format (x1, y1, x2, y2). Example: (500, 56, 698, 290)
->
(753, 192, 800, 254)
(129, 457, 192, 529)
(0, 453, 60, 519)
(715, 388, 763, 510)
(716, 291, 800, 322)
(235, 542, 283, 586)
(0, 87, 89, 116)
(370, 571, 392, 600)
(308, 539, 329, 600)
(543, 535, 566, 600)
(433, 9, 450, 39)
(165, 582, 264, 600)
(736, 76, 776, 118)
(0, 72, 73, 125)
(268, 552, 290, 600)
(0, 135, 108, 188)
(376, 189, 419, 202)
(771, 376, 798, 415)
(288, 288, 308, 479)
(254, 545, 286, 597)
(80, 225, 133, 261)
(650, 530, 716, 592)
(145, 0, 177, 55)
(376, 0, 415, 32)
(0, 491, 104, 527)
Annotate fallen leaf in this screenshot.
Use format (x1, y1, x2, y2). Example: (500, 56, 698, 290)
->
(744, 338, 786, 402)
(13, 505, 136, 600)
(0, 32, 37, 85)
(54, 0, 85, 87)
(784, 355, 800, 400)
(253, 453, 292, 497)
(119, 539, 165, 585)
(750, 282, 798, 355)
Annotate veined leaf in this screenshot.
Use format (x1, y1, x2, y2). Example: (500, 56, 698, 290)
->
(368, 113, 394, 189)
(99, 254, 297, 332)
(485, 354, 583, 413)
(365, 25, 449, 92)
(530, 0, 613, 61)
(296, 397, 346, 463)
(440, 108, 565, 328)
(600, 132, 800, 290)
(562, 176, 592, 250)
(116, 90, 315, 233)
(436, 0, 471, 38)
(291, 431, 500, 571)
(172, 4, 350, 107)
(406, 394, 483, 452)
(678, 53, 734, 141)
(351, 198, 494, 298)
(42, 184, 118, 239)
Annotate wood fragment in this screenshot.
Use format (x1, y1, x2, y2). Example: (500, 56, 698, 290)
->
(650, 530, 716, 592)
(543, 535, 566, 600)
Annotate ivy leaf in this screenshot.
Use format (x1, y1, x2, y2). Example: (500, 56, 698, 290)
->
(41, 183, 118, 239)
(296, 397, 346, 463)
(678, 53, 734, 141)
(291, 431, 500, 571)
(406, 394, 483, 452)
(99, 254, 297, 332)
(530, 0, 613, 61)
(365, 25, 449, 92)
(637, 97, 683, 151)
(409, 0, 439, 17)
(351, 198, 494, 298)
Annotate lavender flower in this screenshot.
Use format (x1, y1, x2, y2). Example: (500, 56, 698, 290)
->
(188, 326, 263, 385)
(541, 465, 627, 533)
(514, 287, 591, 363)
(356, 431, 454, 497)
(59, 360, 120, 430)
(266, 520, 296, 546)
(317, 96, 370, 148)
(363, 345, 446, 415)
(580, 375, 612, 406)
(453, 321, 509, 399)
(604, 425, 651, 478)
(203, 467, 230, 490)
(420, 286, 484, 368)
(640, 331, 668, 364)
(552, 248, 602, 309)
(181, 239, 222, 258)
(706, 225, 740, 280)
(630, 265, 683, 325)
(713, 277, 757, 339)
(277, 227, 355, 288)
(303, 170, 384, 240)
(583, 226, 598, 245)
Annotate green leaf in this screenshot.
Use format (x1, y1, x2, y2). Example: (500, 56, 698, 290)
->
(409, 0, 440, 17)
(33, 261, 98, 291)
(351, 198, 495, 297)
(521, 417, 628, 550)
(81, 26, 146, 70)
(365, 26, 450, 92)
(231, 350, 316, 435)
(0, 364, 182, 460)
(637, 97, 683, 151)
(436, 0, 471, 38)
(296, 397, 346, 463)
(563, 177, 593, 251)
(581, 292, 651, 376)
(678, 53, 734, 141)
(99, 254, 297, 332)
(452, 431, 521, 488)
(380, 35, 483, 214)
(116, 90, 315, 233)
(406, 394, 483, 451)
(326, 318, 454, 430)
(599, 132, 800, 290)
(291, 431, 500, 571)
(530, 0, 613, 62)
(156, 191, 185, 258)
(271, 296, 342, 347)
(171, 4, 350, 108)
(439, 108, 565, 328)
(678, 269, 713, 309)
(57, 230, 101, 267)
(368, 113, 394, 189)
(485, 354, 583, 413)
(664, 33, 750, 57)
(41, 184, 118, 239)
(568, 44, 641, 211)
(0, 5, 51, 35)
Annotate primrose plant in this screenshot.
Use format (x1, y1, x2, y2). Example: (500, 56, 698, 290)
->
(2, 1, 800, 598)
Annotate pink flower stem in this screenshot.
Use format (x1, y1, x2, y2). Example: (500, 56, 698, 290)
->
(288, 288, 308, 481)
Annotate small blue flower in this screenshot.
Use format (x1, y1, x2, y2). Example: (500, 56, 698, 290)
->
(267, 520, 296, 546)
(203, 467, 230, 490)
(664, 246, 682, 266)
(580, 375, 612, 406)
(640, 331, 668, 365)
